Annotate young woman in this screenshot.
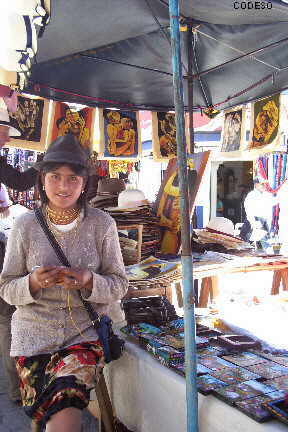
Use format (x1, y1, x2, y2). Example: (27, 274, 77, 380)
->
(0, 134, 128, 432)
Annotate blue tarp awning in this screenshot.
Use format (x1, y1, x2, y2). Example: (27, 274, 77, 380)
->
(27, 0, 288, 111)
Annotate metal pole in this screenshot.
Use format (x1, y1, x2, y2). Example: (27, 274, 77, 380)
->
(168, 1, 198, 432)
(187, 23, 194, 154)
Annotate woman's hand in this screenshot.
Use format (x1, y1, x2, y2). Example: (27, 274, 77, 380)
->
(29, 266, 60, 296)
(59, 268, 93, 292)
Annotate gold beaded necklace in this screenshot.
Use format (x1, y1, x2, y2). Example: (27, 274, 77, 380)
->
(45, 206, 81, 247)
(46, 205, 80, 225)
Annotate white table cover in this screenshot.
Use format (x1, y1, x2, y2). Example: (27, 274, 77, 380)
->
(105, 340, 287, 432)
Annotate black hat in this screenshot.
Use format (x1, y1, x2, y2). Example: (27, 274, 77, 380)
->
(34, 133, 90, 170)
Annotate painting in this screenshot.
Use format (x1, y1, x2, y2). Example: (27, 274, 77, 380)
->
(152, 111, 190, 160)
(221, 107, 245, 152)
(153, 151, 211, 254)
(99, 109, 141, 159)
(8, 94, 49, 151)
(249, 94, 280, 150)
(125, 256, 180, 281)
(48, 102, 96, 151)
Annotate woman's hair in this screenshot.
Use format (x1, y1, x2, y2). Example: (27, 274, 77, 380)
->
(36, 162, 90, 216)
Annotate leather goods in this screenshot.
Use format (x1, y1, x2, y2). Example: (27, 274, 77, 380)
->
(216, 334, 261, 351)
(122, 296, 178, 326)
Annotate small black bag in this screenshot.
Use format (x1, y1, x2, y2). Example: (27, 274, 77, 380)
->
(34, 207, 125, 363)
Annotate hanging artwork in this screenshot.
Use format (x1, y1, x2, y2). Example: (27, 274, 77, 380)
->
(152, 112, 177, 160)
(99, 109, 141, 159)
(48, 102, 96, 150)
(7, 94, 49, 151)
(249, 94, 280, 150)
(221, 107, 246, 152)
(154, 151, 211, 254)
(152, 111, 191, 160)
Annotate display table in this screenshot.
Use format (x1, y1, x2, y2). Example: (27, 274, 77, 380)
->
(105, 340, 287, 432)
(125, 255, 288, 307)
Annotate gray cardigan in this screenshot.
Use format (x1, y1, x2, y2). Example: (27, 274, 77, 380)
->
(0, 207, 128, 357)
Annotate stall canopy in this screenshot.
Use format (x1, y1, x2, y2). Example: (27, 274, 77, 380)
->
(27, 0, 288, 111)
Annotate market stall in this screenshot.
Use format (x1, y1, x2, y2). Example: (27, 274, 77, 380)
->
(2, 1, 288, 431)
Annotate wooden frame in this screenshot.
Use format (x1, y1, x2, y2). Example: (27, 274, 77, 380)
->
(98, 108, 141, 159)
(8, 94, 50, 151)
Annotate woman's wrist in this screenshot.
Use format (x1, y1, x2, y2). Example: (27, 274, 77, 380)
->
(83, 272, 93, 292)
(29, 273, 40, 296)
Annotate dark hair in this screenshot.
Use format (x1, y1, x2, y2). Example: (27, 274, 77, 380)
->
(36, 162, 90, 216)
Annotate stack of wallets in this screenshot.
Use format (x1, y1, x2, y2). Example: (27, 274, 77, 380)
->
(213, 380, 277, 405)
(236, 391, 285, 422)
(122, 296, 178, 326)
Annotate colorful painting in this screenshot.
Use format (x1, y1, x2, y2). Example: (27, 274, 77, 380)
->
(249, 93, 280, 149)
(152, 112, 191, 160)
(99, 109, 141, 159)
(48, 102, 96, 150)
(153, 151, 210, 254)
(152, 111, 177, 159)
(221, 107, 245, 152)
(8, 95, 49, 151)
(125, 256, 179, 281)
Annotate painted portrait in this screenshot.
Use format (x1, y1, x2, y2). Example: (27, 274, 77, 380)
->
(49, 102, 96, 150)
(154, 152, 210, 254)
(8, 95, 49, 151)
(152, 112, 177, 160)
(99, 109, 141, 159)
(152, 111, 191, 160)
(249, 94, 280, 150)
(221, 108, 245, 152)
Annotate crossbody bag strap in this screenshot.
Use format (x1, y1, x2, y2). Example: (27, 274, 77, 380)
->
(34, 207, 101, 327)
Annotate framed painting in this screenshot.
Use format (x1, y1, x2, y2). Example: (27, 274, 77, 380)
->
(7, 94, 49, 151)
(99, 109, 141, 159)
(153, 151, 211, 254)
(152, 111, 190, 160)
(47, 101, 96, 151)
(249, 93, 281, 150)
(221, 107, 246, 152)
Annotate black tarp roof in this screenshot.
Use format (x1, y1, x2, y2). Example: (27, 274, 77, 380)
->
(27, 0, 288, 111)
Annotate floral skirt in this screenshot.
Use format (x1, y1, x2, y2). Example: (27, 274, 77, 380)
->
(15, 341, 104, 426)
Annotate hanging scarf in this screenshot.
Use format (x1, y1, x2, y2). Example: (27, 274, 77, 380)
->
(256, 154, 288, 233)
